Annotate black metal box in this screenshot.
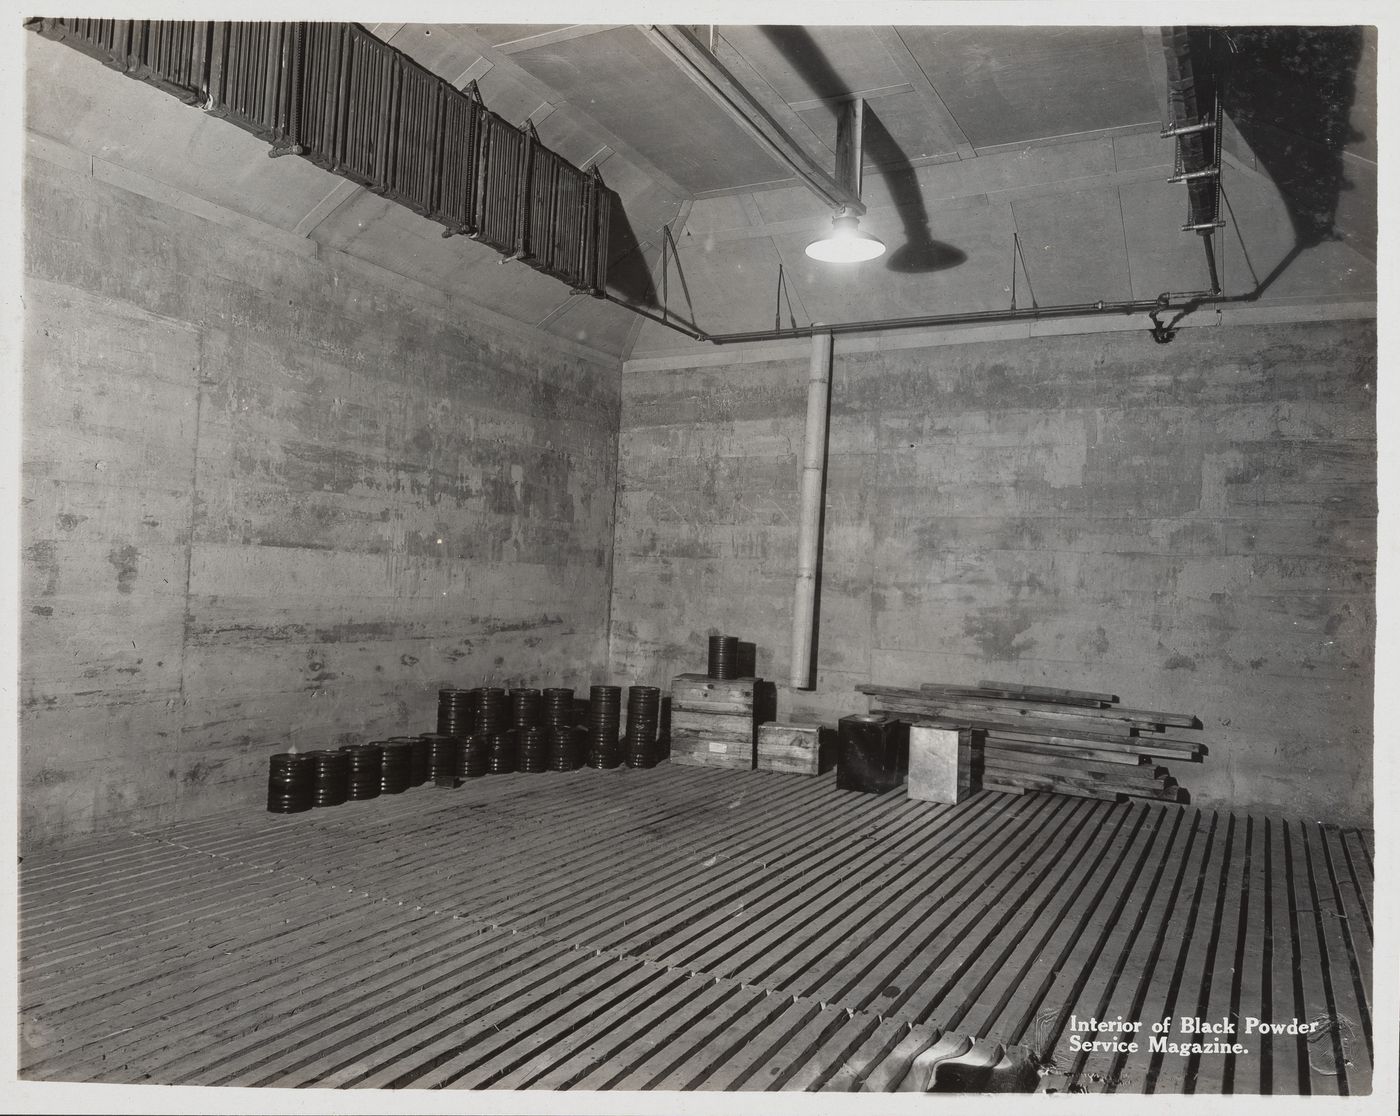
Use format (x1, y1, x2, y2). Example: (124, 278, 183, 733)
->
(837, 713, 908, 794)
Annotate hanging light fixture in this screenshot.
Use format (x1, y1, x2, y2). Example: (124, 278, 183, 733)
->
(804, 96, 884, 264)
(805, 210, 885, 263)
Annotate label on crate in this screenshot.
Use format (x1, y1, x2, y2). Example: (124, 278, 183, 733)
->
(708, 741, 728, 753)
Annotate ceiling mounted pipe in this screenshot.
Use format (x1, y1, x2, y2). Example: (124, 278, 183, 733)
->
(789, 330, 833, 691)
(603, 289, 1225, 346)
(701, 292, 1222, 345)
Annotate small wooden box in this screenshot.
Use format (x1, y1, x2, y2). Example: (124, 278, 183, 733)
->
(908, 722, 974, 804)
(757, 720, 836, 775)
(670, 733, 756, 769)
(669, 674, 757, 770)
(670, 674, 755, 713)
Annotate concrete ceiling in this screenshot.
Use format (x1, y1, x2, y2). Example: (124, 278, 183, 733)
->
(25, 23, 1378, 361)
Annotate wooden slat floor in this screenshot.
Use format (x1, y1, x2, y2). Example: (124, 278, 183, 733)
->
(18, 764, 1373, 1094)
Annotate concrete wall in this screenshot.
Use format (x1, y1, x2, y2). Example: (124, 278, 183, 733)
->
(21, 151, 620, 845)
(611, 320, 1376, 825)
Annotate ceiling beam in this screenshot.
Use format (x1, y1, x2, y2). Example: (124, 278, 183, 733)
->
(711, 30, 836, 165)
(495, 25, 626, 55)
(639, 24, 865, 216)
(871, 27, 976, 159)
(788, 84, 912, 112)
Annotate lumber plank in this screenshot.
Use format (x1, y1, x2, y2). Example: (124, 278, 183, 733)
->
(1340, 829, 1372, 938)
(1265, 816, 1305, 1094)
(978, 765, 1179, 802)
(982, 756, 1165, 788)
(1303, 822, 1371, 1096)
(1284, 819, 1339, 1096)
(984, 739, 1153, 770)
(976, 679, 1120, 704)
(1225, 815, 1269, 1094)
(1318, 826, 1373, 1086)
(921, 682, 1199, 728)
(872, 709, 1204, 764)
(862, 686, 1139, 737)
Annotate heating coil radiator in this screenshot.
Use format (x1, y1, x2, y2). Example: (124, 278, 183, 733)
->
(27, 18, 612, 294)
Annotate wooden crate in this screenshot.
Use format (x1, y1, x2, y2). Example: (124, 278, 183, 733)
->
(669, 674, 756, 770)
(907, 723, 974, 804)
(670, 733, 756, 770)
(757, 720, 835, 775)
(671, 674, 755, 712)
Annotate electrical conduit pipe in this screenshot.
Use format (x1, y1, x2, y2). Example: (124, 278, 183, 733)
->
(789, 329, 833, 690)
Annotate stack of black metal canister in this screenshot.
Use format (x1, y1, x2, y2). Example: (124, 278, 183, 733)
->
(624, 685, 661, 768)
(544, 687, 580, 770)
(586, 684, 622, 768)
(267, 670, 671, 814)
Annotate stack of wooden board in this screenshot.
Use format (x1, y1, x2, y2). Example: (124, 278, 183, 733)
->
(857, 679, 1204, 803)
(669, 674, 757, 769)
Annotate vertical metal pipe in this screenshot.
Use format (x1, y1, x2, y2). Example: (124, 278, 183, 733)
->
(789, 330, 832, 690)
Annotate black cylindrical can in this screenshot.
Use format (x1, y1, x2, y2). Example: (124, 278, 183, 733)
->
(510, 688, 542, 729)
(307, 749, 349, 808)
(267, 752, 314, 813)
(474, 687, 509, 738)
(547, 724, 582, 771)
(405, 736, 431, 786)
(542, 687, 575, 726)
(339, 743, 383, 800)
(487, 732, 517, 774)
(378, 740, 413, 795)
(518, 726, 547, 773)
(708, 634, 739, 680)
(437, 688, 476, 738)
(456, 734, 488, 779)
(422, 733, 456, 779)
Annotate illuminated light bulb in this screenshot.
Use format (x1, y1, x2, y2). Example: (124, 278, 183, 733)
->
(805, 214, 886, 263)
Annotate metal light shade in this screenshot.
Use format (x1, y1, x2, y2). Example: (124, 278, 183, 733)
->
(805, 214, 886, 263)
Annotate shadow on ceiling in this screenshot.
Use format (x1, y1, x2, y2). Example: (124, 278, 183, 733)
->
(601, 189, 662, 309)
(1220, 26, 1366, 250)
(1190, 26, 1368, 296)
(759, 25, 967, 276)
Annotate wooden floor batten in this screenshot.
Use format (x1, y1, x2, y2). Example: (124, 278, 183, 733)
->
(18, 765, 1373, 1094)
